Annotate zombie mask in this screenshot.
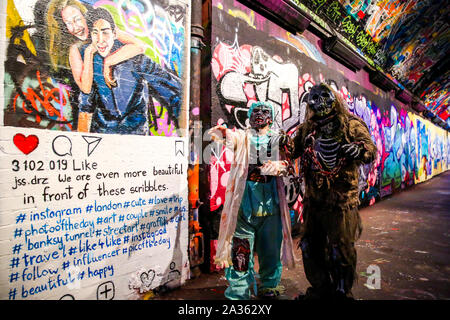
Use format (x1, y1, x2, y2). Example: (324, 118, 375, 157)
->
(307, 84, 336, 118)
(248, 102, 274, 129)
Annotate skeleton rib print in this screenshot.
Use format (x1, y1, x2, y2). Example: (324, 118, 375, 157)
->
(314, 137, 340, 170)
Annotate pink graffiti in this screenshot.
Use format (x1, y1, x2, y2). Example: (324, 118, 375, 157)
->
(210, 145, 233, 211)
(212, 43, 252, 80)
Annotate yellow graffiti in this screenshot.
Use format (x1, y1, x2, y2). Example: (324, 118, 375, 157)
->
(366, 0, 417, 42)
(227, 9, 256, 29)
(6, 0, 36, 56)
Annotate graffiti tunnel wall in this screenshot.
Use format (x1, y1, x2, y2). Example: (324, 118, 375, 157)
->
(206, 0, 449, 252)
(0, 0, 191, 300)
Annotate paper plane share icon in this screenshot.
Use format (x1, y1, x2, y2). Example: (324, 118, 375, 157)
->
(82, 136, 102, 156)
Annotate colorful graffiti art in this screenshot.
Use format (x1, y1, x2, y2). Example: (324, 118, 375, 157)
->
(420, 71, 450, 122)
(4, 0, 188, 136)
(205, 0, 449, 272)
(210, 0, 449, 215)
(382, 0, 449, 90)
(212, 40, 301, 132)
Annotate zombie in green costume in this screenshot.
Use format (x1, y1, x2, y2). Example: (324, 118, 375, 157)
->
(291, 83, 376, 300)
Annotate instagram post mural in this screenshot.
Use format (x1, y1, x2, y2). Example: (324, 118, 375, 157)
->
(0, 0, 191, 299)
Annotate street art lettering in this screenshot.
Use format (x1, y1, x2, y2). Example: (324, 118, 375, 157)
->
(1, 130, 190, 299)
(1, 0, 190, 300)
(380, 0, 448, 109)
(420, 72, 450, 123)
(99, 0, 186, 74)
(292, 0, 385, 63)
(13, 71, 72, 130)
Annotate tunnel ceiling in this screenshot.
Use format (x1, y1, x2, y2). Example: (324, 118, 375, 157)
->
(338, 0, 450, 123)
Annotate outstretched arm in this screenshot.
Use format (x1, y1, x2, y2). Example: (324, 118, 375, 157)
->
(344, 118, 377, 164)
(69, 44, 97, 94)
(290, 124, 306, 160)
(207, 125, 241, 151)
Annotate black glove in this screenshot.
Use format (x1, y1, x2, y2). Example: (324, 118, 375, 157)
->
(341, 143, 361, 160)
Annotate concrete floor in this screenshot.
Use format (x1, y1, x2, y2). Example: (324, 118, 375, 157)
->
(154, 171, 450, 300)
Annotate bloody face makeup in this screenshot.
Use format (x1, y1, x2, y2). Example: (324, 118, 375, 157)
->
(249, 104, 273, 129)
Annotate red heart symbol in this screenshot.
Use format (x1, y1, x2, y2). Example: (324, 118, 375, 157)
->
(13, 134, 39, 155)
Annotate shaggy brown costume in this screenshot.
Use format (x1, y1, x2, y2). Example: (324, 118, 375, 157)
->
(291, 83, 376, 299)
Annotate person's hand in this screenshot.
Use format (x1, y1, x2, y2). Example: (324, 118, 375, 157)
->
(278, 130, 294, 155)
(305, 132, 315, 147)
(103, 59, 117, 89)
(341, 143, 361, 160)
(208, 125, 227, 141)
(278, 130, 290, 147)
(85, 44, 97, 55)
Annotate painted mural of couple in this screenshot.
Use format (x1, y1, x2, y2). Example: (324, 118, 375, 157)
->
(209, 83, 377, 300)
(42, 0, 182, 135)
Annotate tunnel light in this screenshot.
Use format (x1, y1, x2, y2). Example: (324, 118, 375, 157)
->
(237, 0, 312, 34)
(322, 36, 367, 71)
(411, 100, 426, 112)
(422, 110, 436, 119)
(369, 70, 398, 92)
(395, 89, 413, 104)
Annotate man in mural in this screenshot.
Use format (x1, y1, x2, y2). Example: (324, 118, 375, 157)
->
(77, 7, 182, 135)
(290, 83, 376, 300)
(208, 101, 296, 300)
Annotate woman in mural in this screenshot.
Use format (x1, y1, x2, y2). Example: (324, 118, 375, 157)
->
(208, 101, 296, 300)
(43, 0, 144, 96)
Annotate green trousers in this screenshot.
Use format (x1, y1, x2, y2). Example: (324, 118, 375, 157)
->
(224, 211, 283, 300)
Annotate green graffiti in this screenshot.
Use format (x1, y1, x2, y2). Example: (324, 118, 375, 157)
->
(366, 40, 378, 57)
(326, 1, 342, 25)
(341, 16, 358, 39)
(300, 0, 386, 65)
(355, 30, 370, 51)
(310, 0, 327, 13)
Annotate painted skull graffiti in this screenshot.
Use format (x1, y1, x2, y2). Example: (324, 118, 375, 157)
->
(214, 42, 299, 132)
(251, 46, 270, 78)
(307, 84, 336, 118)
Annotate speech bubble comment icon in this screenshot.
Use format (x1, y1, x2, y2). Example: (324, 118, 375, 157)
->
(52, 135, 72, 156)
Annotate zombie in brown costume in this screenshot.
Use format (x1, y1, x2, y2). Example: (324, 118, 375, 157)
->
(291, 83, 376, 300)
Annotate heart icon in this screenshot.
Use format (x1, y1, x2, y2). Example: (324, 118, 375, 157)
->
(140, 270, 156, 288)
(13, 134, 39, 155)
